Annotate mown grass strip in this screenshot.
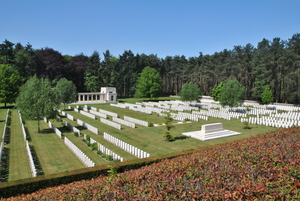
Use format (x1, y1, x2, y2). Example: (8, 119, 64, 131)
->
(65, 104, 277, 156)
(0, 110, 7, 139)
(25, 119, 86, 175)
(49, 119, 113, 166)
(7, 110, 32, 181)
(56, 116, 138, 161)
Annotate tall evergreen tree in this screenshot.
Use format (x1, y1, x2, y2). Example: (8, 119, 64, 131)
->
(85, 51, 101, 92)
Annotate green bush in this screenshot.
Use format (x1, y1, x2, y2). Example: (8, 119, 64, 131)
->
(91, 143, 98, 151)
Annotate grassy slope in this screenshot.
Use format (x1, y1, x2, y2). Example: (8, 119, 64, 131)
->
(53, 117, 138, 161)
(25, 118, 86, 174)
(67, 103, 277, 157)
(7, 110, 32, 181)
(4, 127, 299, 200)
(0, 110, 6, 139)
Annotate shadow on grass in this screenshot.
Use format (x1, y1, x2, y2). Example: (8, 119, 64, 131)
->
(0, 106, 14, 109)
(40, 128, 53, 134)
(76, 126, 86, 131)
(174, 136, 189, 140)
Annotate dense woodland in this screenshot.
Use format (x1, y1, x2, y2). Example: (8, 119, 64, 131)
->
(0, 33, 299, 103)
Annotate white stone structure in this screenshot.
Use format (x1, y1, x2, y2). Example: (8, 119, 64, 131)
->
(77, 87, 117, 103)
(182, 123, 241, 141)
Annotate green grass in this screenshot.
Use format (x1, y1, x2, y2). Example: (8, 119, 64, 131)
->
(0, 109, 7, 139)
(63, 101, 277, 156)
(7, 110, 32, 181)
(1, 97, 279, 181)
(48, 119, 115, 166)
(53, 117, 138, 161)
(25, 118, 86, 175)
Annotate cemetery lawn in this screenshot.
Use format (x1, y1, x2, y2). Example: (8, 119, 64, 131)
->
(25, 117, 86, 175)
(0, 98, 278, 181)
(67, 100, 277, 156)
(55, 118, 138, 161)
(7, 110, 32, 181)
(0, 109, 7, 139)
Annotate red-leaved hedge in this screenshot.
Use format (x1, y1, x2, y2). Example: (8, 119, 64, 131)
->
(2, 127, 300, 200)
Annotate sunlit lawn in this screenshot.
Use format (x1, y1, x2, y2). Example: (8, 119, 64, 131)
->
(63, 99, 277, 156)
(7, 110, 32, 181)
(25, 117, 86, 175)
(1, 97, 279, 181)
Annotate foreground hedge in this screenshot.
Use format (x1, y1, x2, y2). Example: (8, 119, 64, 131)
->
(0, 146, 197, 198)
(2, 127, 300, 200)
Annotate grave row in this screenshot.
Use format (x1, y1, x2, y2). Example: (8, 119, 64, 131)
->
(192, 110, 231, 120)
(47, 119, 62, 139)
(18, 111, 37, 177)
(89, 110, 107, 118)
(99, 109, 118, 117)
(169, 112, 208, 122)
(63, 120, 80, 136)
(124, 116, 149, 127)
(246, 109, 274, 116)
(0, 110, 9, 160)
(112, 117, 135, 128)
(241, 117, 299, 128)
(127, 106, 152, 114)
(270, 112, 300, 120)
(80, 110, 96, 119)
(103, 132, 150, 158)
(64, 137, 95, 167)
(25, 140, 37, 177)
(61, 110, 74, 121)
(100, 118, 121, 130)
(77, 119, 98, 134)
(88, 137, 123, 162)
(110, 103, 126, 109)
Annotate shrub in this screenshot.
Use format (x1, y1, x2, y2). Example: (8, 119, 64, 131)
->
(243, 121, 251, 129)
(86, 135, 90, 142)
(91, 143, 98, 151)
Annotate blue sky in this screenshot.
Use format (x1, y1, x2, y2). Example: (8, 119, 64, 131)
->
(1, 0, 299, 59)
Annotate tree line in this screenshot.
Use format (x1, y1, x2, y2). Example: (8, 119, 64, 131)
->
(1, 33, 299, 104)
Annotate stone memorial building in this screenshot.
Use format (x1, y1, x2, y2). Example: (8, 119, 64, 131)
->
(77, 87, 117, 103)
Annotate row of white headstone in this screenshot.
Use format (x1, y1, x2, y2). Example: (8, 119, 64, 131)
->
(89, 110, 107, 118)
(84, 105, 100, 112)
(77, 119, 98, 134)
(99, 109, 118, 118)
(192, 110, 231, 120)
(246, 109, 274, 116)
(177, 112, 208, 121)
(88, 137, 123, 162)
(46, 119, 62, 139)
(0, 110, 9, 161)
(80, 110, 96, 119)
(241, 117, 299, 128)
(124, 116, 149, 127)
(110, 103, 127, 109)
(270, 112, 300, 120)
(62, 110, 74, 121)
(63, 120, 80, 136)
(112, 117, 135, 128)
(103, 132, 150, 158)
(18, 111, 37, 177)
(25, 140, 37, 177)
(127, 106, 152, 114)
(100, 118, 121, 130)
(64, 137, 95, 167)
